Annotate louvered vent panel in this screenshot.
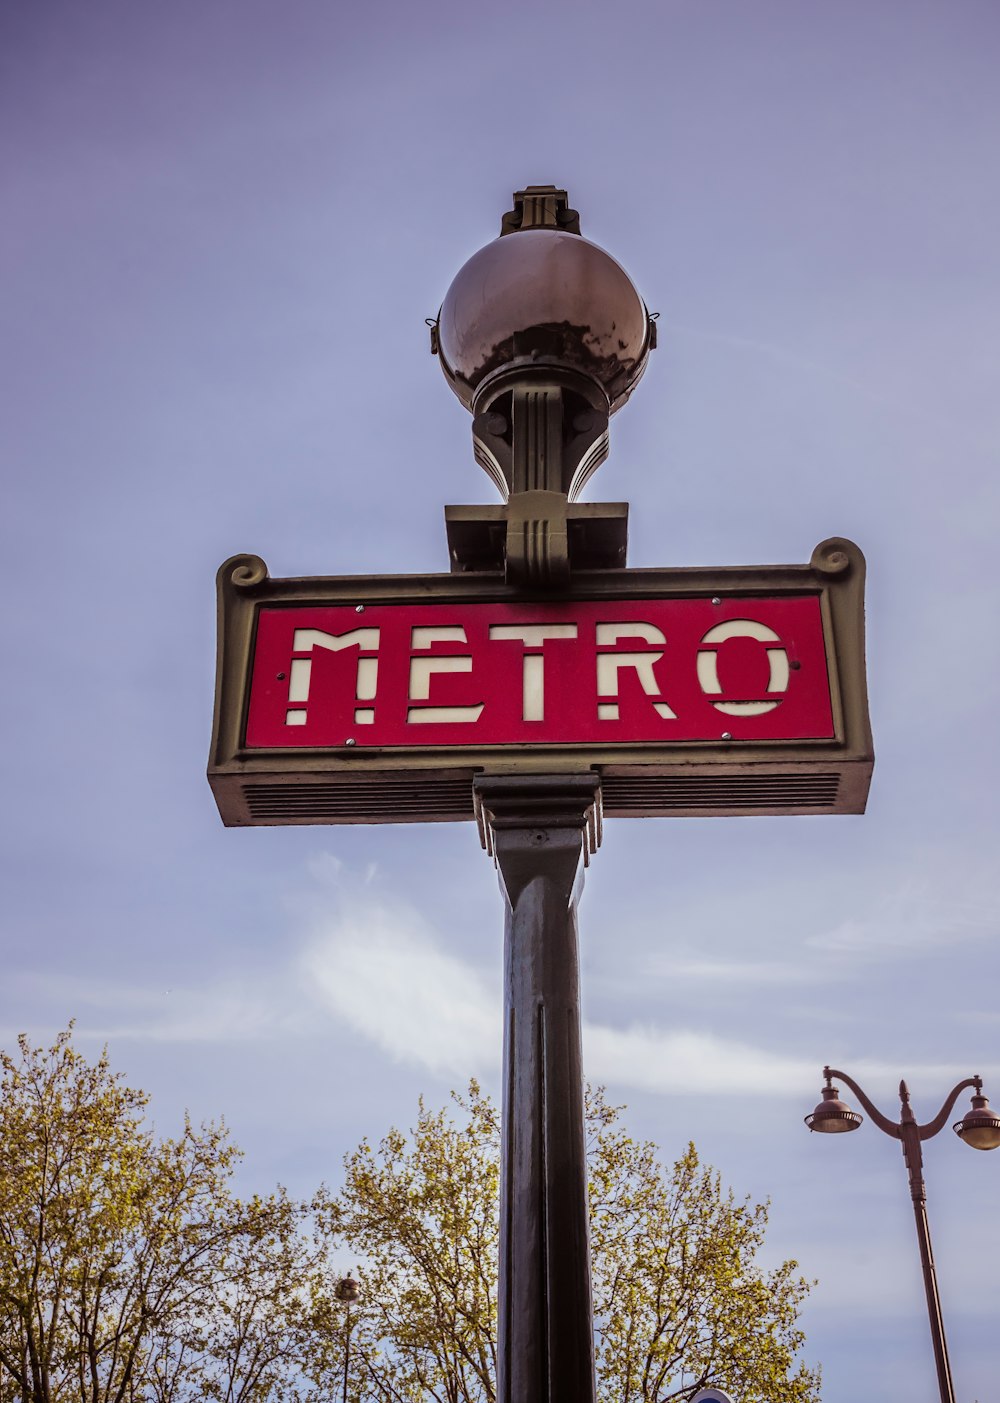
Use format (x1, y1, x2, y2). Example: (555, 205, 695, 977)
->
(601, 772, 841, 814)
(240, 772, 843, 823)
(243, 779, 476, 823)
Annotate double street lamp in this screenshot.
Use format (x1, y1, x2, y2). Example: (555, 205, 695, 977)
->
(806, 1066, 1000, 1403)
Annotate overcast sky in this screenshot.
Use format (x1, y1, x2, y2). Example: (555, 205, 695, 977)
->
(3, 2, 1000, 1399)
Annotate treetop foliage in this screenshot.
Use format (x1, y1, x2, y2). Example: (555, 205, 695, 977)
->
(0, 1031, 818, 1403)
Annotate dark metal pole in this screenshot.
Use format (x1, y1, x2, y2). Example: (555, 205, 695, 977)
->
(335, 1278, 360, 1403)
(898, 1086, 955, 1403)
(475, 774, 601, 1403)
(343, 1302, 350, 1403)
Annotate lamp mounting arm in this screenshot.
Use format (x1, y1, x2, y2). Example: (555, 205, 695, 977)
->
(916, 1077, 981, 1142)
(824, 1067, 901, 1138)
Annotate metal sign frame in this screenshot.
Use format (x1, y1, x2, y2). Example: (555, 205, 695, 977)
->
(208, 537, 872, 826)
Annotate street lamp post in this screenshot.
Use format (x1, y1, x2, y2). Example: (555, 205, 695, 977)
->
(805, 1066, 1000, 1403)
(208, 184, 874, 1403)
(334, 1275, 361, 1403)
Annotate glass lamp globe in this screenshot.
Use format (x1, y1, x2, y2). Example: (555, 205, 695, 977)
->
(436, 227, 653, 415)
(335, 1276, 361, 1303)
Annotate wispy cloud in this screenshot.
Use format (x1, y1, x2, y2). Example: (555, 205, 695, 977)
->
(635, 853, 1000, 993)
(644, 955, 816, 987)
(806, 866, 1000, 958)
(583, 1025, 808, 1093)
(18, 857, 995, 1099)
(294, 869, 810, 1091)
(1, 972, 302, 1045)
(300, 907, 814, 1092)
(301, 907, 498, 1079)
(295, 870, 997, 1094)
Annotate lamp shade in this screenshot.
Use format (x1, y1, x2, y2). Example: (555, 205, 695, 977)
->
(805, 1083, 863, 1133)
(954, 1092, 1000, 1150)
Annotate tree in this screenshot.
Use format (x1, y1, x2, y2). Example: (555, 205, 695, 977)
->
(0, 1028, 323, 1403)
(0, 1030, 819, 1403)
(141, 1186, 328, 1403)
(320, 1085, 500, 1403)
(323, 1084, 820, 1403)
(586, 1089, 818, 1402)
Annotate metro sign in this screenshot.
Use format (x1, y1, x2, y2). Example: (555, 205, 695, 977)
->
(208, 538, 872, 825)
(247, 597, 832, 747)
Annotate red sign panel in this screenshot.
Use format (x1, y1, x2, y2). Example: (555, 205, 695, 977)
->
(245, 596, 833, 749)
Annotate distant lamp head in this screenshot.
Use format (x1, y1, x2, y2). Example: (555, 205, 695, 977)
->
(954, 1085, 1000, 1150)
(805, 1075, 863, 1134)
(335, 1276, 361, 1303)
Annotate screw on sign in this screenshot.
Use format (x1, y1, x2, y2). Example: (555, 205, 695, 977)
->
(208, 187, 873, 1403)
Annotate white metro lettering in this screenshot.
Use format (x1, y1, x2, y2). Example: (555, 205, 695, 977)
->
(595, 622, 676, 721)
(286, 627, 380, 726)
(276, 608, 801, 737)
(696, 619, 790, 716)
(406, 626, 484, 724)
(487, 624, 578, 721)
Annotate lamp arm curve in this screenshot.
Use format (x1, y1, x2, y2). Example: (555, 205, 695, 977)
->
(825, 1068, 901, 1138)
(916, 1078, 981, 1141)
